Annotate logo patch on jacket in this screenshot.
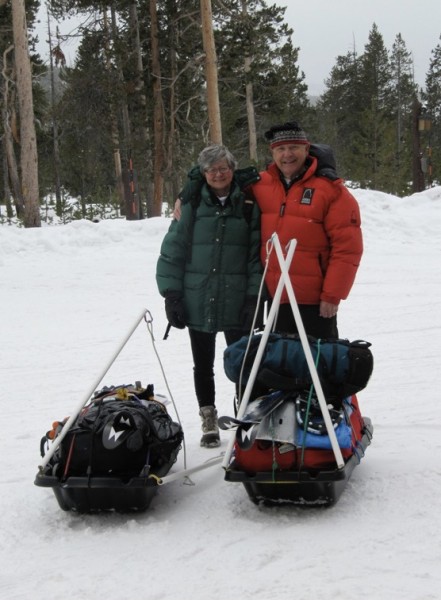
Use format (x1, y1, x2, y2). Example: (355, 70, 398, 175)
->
(300, 188, 315, 205)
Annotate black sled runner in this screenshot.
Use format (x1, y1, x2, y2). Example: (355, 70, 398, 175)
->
(35, 382, 183, 513)
(221, 236, 374, 507)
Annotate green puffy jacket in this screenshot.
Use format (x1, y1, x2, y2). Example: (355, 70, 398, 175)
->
(156, 169, 262, 333)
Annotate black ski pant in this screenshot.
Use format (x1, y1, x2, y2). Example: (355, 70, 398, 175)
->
(188, 328, 244, 409)
(270, 302, 339, 339)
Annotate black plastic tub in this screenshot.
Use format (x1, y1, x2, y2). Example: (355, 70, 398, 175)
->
(35, 467, 169, 513)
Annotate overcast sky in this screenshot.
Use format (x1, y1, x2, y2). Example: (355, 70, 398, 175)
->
(274, 0, 441, 95)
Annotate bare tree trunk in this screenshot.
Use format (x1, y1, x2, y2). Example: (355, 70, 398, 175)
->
(111, 4, 132, 155)
(412, 96, 425, 193)
(200, 0, 222, 144)
(47, 9, 62, 217)
(103, 8, 126, 214)
(150, 0, 165, 217)
(164, 2, 179, 203)
(241, 1, 257, 162)
(12, 0, 41, 227)
(129, 0, 150, 217)
(1, 44, 24, 218)
(110, 3, 136, 219)
(3, 104, 23, 215)
(2, 135, 13, 219)
(244, 56, 257, 162)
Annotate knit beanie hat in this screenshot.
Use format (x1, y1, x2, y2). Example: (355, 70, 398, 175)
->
(264, 121, 309, 148)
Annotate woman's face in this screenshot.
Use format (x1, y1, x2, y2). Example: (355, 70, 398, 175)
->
(204, 159, 234, 196)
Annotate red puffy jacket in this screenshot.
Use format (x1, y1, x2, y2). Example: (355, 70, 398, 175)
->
(250, 158, 363, 306)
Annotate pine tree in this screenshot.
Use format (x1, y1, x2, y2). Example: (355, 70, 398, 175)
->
(423, 36, 441, 185)
(317, 23, 410, 192)
(388, 34, 417, 194)
(316, 50, 362, 180)
(56, 31, 115, 208)
(353, 24, 394, 190)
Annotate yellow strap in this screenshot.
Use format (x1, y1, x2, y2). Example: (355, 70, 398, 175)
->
(148, 473, 162, 485)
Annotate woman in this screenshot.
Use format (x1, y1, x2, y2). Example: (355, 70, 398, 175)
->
(156, 145, 262, 447)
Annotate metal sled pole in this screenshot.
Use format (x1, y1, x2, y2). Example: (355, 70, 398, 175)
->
(222, 236, 297, 469)
(272, 236, 344, 468)
(38, 308, 150, 471)
(154, 454, 225, 486)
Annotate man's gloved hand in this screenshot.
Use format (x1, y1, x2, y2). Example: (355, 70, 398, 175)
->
(240, 296, 258, 331)
(165, 291, 186, 329)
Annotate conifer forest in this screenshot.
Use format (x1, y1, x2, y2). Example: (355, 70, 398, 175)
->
(1, 0, 440, 227)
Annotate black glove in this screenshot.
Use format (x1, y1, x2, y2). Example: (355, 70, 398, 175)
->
(240, 296, 258, 331)
(165, 291, 186, 329)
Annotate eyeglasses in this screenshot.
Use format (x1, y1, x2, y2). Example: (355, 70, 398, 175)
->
(205, 167, 231, 175)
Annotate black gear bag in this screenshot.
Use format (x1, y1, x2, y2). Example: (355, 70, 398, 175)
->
(224, 333, 374, 405)
(40, 383, 183, 482)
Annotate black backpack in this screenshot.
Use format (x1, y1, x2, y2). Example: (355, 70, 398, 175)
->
(42, 384, 183, 480)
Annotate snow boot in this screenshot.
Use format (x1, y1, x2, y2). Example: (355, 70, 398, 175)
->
(199, 406, 220, 448)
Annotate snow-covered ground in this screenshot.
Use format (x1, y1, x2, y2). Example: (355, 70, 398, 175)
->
(1, 186, 441, 600)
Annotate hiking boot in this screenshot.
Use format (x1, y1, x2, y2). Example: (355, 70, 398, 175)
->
(199, 406, 220, 448)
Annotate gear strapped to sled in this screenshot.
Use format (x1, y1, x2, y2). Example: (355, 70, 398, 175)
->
(222, 235, 349, 469)
(39, 384, 183, 481)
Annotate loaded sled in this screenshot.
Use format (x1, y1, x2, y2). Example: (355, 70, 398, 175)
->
(36, 382, 183, 512)
(35, 311, 184, 513)
(221, 236, 374, 506)
(222, 391, 373, 506)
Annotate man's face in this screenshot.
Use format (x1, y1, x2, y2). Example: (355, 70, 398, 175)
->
(271, 143, 310, 179)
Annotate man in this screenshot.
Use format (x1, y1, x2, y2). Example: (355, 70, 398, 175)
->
(251, 120, 363, 338)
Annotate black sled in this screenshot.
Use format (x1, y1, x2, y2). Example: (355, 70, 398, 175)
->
(35, 382, 183, 513)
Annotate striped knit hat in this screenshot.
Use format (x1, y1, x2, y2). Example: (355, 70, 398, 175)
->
(265, 121, 309, 148)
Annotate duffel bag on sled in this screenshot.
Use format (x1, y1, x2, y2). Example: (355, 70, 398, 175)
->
(35, 382, 183, 513)
(224, 332, 374, 403)
(232, 394, 367, 472)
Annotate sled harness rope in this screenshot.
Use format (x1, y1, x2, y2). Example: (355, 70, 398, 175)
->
(38, 308, 191, 476)
(143, 310, 189, 474)
(143, 311, 228, 487)
(235, 236, 272, 411)
(298, 338, 322, 472)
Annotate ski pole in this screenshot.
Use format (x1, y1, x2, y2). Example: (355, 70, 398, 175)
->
(38, 307, 150, 472)
(272, 236, 344, 468)
(163, 322, 172, 340)
(222, 235, 297, 469)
